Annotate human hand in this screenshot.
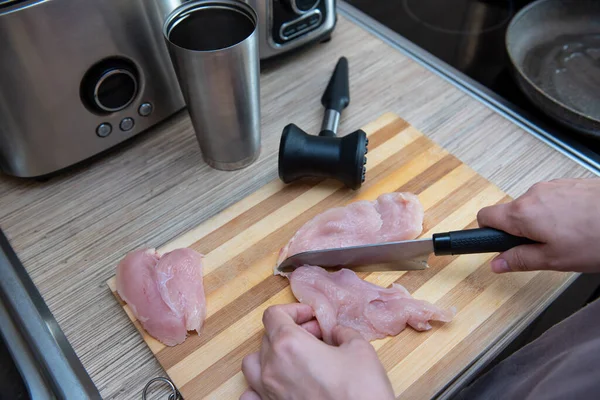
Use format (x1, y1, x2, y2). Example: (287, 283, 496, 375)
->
(240, 304, 394, 400)
(477, 178, 600, 273)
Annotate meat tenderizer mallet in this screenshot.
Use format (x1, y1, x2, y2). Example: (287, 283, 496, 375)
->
(278, 57, 369, 190)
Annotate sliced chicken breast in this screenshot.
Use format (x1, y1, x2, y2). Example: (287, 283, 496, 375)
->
(290, 266, 455, 344)
(277, 192, 424, 268)
(115, 248, 206, 346)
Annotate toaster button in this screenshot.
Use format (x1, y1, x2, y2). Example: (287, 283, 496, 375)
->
(120, 117, 135, 132)
(280, 10, 322, 40)
(138, 102, 153, 117)
(308, 14, 320, 26)
(282, 25, 297, 38)
(96, 123, 112, 138)
(296, 22, 308, 32)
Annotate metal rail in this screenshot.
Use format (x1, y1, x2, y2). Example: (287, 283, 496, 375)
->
(0, 229, 101, 399)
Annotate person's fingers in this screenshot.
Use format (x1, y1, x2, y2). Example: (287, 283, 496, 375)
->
(262, 304, 315, 338)
(242, 352, 264, 396)
(477, 203, 517, 233)
(259, 334, 270, 367)
(491, 244, 549, 273)
(300, 319, 322, 339)
(331, 325, 364, 346)
(240, 389, 262, 400)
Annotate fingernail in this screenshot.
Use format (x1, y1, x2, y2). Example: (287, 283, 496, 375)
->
(491, 258, 511, 273)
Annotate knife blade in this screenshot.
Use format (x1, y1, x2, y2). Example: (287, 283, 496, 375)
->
(276, 228, 536, 274)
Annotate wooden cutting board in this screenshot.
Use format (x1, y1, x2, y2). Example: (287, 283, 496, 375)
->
(107, 113, 556, 399)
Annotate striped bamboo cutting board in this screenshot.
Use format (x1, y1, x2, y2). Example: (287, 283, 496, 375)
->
(107, 113, 558, 399)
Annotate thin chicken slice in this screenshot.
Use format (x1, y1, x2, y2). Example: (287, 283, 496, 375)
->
(290, 266, 455, 344)
(276, 192, 424, 270)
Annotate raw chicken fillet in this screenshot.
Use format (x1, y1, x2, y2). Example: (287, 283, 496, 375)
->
(116, 248, 206, 346)
(277, 192, 424, 268)
(290, 266, 455, 343)
(279, 191, 453, 341)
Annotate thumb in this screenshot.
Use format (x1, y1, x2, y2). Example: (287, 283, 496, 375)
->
(491, 244, 548, 273)
(331, 325, 363, 346)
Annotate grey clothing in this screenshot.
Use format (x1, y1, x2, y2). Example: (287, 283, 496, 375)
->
(456, 297, 600, 399)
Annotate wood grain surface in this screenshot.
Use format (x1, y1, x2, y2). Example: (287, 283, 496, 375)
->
(0, 15, 594, 400)
(108, 114, 571, 399)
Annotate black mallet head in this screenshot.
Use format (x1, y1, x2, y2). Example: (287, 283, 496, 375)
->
(278, 57, 369, 190)
(278, 124, 368, 190)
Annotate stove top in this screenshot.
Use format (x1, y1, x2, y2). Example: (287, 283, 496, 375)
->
(342, 0, 600, 173)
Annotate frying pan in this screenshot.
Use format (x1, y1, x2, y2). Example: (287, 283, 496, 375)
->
(0, 0, 21, 6)
(506, 0, 600, 137)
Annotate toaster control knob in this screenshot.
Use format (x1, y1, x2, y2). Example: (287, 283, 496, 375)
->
(283, 0, 319, 14)
(93, 69, 138, 113)
(81, 58, 139, 114)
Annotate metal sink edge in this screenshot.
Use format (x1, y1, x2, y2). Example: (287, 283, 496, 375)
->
(0, 229, 101, 400)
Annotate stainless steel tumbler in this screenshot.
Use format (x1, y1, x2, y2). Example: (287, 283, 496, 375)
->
(163, 0, 261, 170)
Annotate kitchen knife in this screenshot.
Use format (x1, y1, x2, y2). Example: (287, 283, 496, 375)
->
(276, 227, 537, 274)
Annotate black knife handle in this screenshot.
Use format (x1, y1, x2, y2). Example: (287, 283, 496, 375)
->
(432, 228, 537, 256)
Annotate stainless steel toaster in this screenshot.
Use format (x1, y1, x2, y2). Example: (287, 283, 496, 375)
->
(0, 0, 336, 177)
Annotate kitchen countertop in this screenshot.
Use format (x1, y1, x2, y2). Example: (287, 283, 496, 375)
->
(0, 15, 594, 399)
